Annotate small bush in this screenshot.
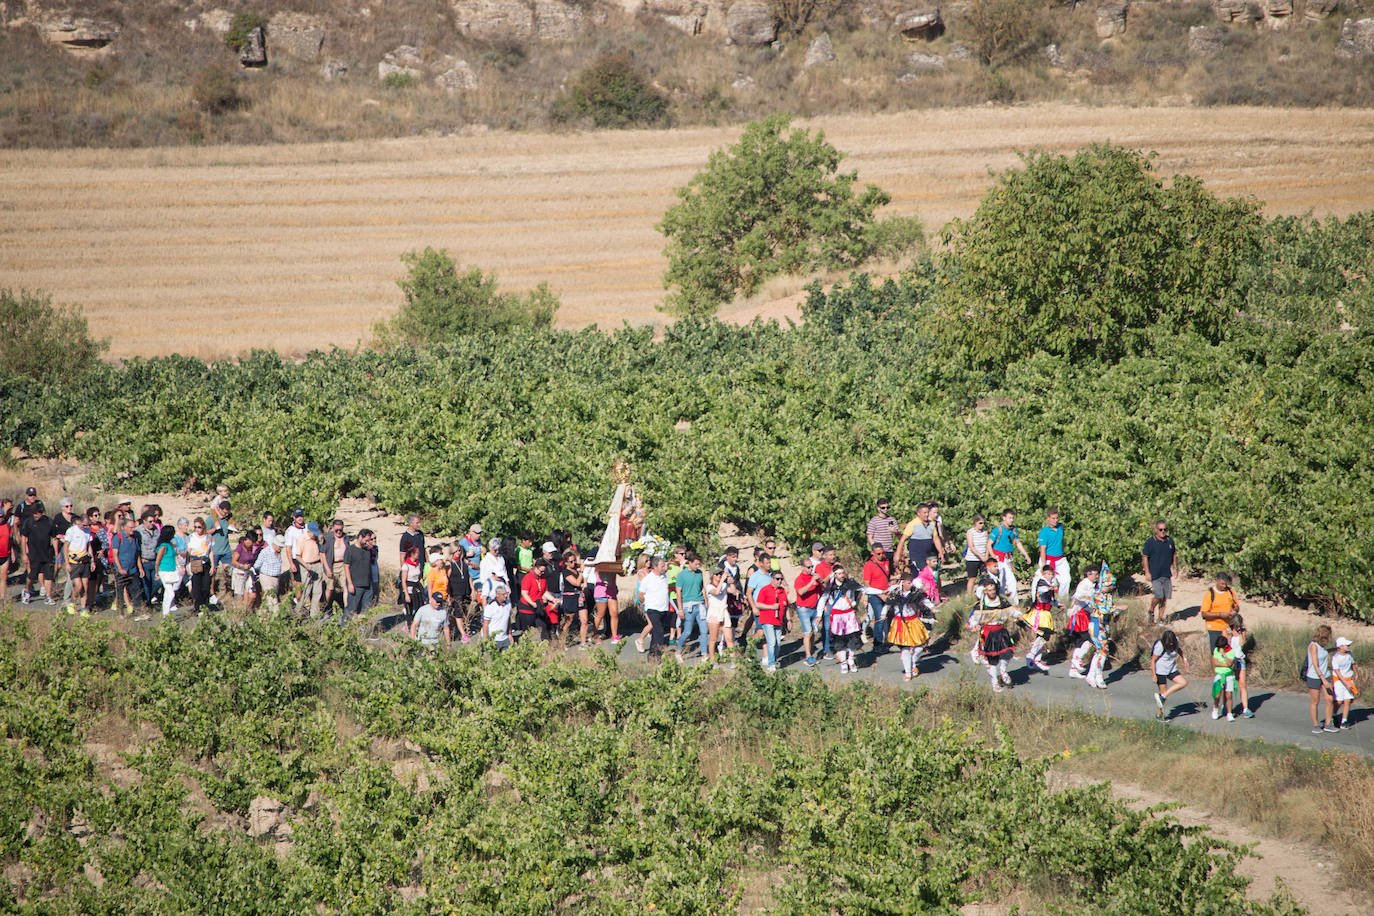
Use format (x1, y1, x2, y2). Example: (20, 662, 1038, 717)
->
(959, 0, 1043, 67)
(0, 288, 109, 382)
(864, 213, 927, 262)
(191, 65, 244, 114)
(381, 71, 416, 90)
(223, 12, 267, 54)
(771, 0, 844, 35)
(551, 53, 668, 128)
(372, 247, 560, 346)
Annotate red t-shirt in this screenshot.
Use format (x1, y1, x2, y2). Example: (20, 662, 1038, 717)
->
(520, 570, 547, 610)
(793, 571, 820, 609)
(863, 558, 891, 592)
(814, 560, 833, 583)
(756, 583, 787, 626)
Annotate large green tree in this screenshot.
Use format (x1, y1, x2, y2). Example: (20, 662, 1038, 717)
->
(0, 288, 108, 382)
(935, 145, 1262, 367)
(657, 114, 891, 317)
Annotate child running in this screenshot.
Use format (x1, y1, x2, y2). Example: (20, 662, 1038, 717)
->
(1151, 629, 1189, 719)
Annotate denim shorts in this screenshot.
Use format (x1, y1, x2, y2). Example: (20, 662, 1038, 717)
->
(795, 603, 818, 634)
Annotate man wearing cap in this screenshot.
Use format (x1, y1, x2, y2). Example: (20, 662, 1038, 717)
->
(254, 532, 285, 599)
(20, 500, 58, 605)
(866, 499, 900, 556)
(16, 487, 43, 580)
(283, 509, 308, 590)
(456, 523, 482, 601)
(294, 522, 327, 616)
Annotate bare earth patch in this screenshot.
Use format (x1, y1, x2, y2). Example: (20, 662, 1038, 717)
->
(5, 105, 1374, 360)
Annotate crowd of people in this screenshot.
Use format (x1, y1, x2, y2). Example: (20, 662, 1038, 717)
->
(0, 487, 1360, 733)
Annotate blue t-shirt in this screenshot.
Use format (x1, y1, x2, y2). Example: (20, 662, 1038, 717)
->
(676, 568, 705, 604)
(1038, 524, 1065, 557)
(459, 536, 481, 581)
(114, 530, 139, 571)
(990, 525, 1017, 554)
(747, 568, 772, 601)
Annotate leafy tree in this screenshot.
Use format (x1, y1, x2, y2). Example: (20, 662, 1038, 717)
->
(935, 145, 1262, 367)
(0, 288, 108, 382)
(960, 0, 1042, 67)
(550, 53, 668, 129)
(372, 248, 558, 346)
(657, 113, 892, 317)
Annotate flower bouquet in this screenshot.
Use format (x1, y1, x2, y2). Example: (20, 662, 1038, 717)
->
(622, 532, 670, 575)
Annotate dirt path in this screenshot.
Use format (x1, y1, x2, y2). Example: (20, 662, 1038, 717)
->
(1049, 773, 1369, 916)
(7, 105, 1374, 360)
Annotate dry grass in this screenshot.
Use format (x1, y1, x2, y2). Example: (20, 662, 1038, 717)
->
(7, 105, 1374, 359)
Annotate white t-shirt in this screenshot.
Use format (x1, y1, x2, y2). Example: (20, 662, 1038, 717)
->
(413, 604, 448, 646)
(1152, 640, 1179, 676)
(1229, 634, 1246, 661)
(479, 553, 509, 596)
(640, 571, 670, 612)
(1332, 651, 1354, 679)
(964, 527, 989, 561)
(706, 581, 728, 616)
(283, 524, 305, 555)
(1072, 578, 1096, 609)
(187, 533, 212, 559)
(483, 599, 512, 641)
(63, 525, 92, 560)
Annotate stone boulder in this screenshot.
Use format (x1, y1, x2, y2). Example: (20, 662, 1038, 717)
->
(1095, 0, 1128, 37)
(534, 0, 594, 40)
(1263, 0, 1293, 28)
(1335, 17, 1374, 59)
(37, 13, 119, 52)
(894, 6, 942, 40)
(641, 0, 712, 35)
(726, 1, 775, 45)
(268, 12, 325, 60)
(907, 49, 945, 70)
(451, 0, 534, 39)
(1303, 0, 1337, 22)
(247, 795, 294, 857)
(1188, 25, 1225, 56)
(378, 45, 422, 80)
(239, 25, 266, 66)
(804, 31, 835, 67)
(1212, 0, 1260, 22)
(435, 58, 478, 90)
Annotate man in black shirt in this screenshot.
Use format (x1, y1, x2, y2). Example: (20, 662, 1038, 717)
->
(1141, 519, 1178, 625)
(21, 503, 58, 605)
(342, 529, 376, 622)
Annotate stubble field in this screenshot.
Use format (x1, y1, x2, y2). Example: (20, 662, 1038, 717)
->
(5, 103, 1374, 360)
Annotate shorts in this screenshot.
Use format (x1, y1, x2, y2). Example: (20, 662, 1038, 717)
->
(966, 559, 984, 580)
(1156, 672, 1177, 687)
(1306, 675, 1325, 690)
(795, 603, 817, 634)
(28, 561, 55, 584)
(69, 560, 91, 580)
(1151, 577, 1173, 600)
(706, 604, 729, 626)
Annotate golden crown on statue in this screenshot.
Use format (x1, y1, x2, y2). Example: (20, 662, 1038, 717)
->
(613, 461, 632, 484)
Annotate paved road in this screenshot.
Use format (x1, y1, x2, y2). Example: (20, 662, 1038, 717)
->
(607, 629, 1374, 759)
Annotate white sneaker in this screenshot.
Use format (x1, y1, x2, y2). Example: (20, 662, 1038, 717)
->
(1068, 669, 1085, 679)
(1226, 712, 1235, 722)
(1211, 707, 1221, 720)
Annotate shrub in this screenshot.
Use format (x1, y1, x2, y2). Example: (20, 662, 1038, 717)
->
(372, 247, 559, 346)
(935, 144, 1262, 367)
(0, 288, 108, 382)
(223, 12, 267, 54)
(381, 71, 416, 90)
(551, 53, 668, 129)
(191, 65, 244, 114)
(959, 0, 1042, 67)
(657, 113, 892, 316)
(771, 0, 844, 35)
(864, 213, 926, 262)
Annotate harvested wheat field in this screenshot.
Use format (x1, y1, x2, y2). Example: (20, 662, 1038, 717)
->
(5, 103, 1374, 360)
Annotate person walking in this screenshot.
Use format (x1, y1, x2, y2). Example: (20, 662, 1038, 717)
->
(792, 557, 822, 667)
(321, 519, 350, 613)
(754, 570, 788, 672)
(1306, 625, 1338, 734)
(136, 510, 161, 609)
(185, 517, 215, 613)
(1331, 637, 1359, 730)
(21, 501, 58, 605)
(154, 525, 180, 617)
(862, 543, 892, 647)
(674, 552, 707, 660)
(963, 514, 990, 595)
(1036, 507, 1070, 604)
(410, 593, 451, 648)
(865, 499, 901, 556)
(823, 566, 863, 674)
(640, 556, 672, 659)
(254, 534, 286, 605)
(110, 516, 142, 616)
(1141, 520, 1177, 624)
(1228, 617, 1254, 718)
(887, 578, 931, 682)
(988, 509, 1032, 605)
(1200, 573, 1239, 638)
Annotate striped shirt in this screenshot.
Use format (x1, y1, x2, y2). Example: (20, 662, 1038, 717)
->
(866, 514, 900, 552)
